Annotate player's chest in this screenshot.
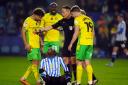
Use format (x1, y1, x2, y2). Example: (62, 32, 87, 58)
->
(45, 58, 60, 69)
(29, 21, 41, 30)
(62, 21, 74, 31)
(45, 16, 60, 23)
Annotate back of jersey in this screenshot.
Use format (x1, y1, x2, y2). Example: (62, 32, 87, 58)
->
(74, 15, 94, 45)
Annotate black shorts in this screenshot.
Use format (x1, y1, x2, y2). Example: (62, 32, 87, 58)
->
(43, 76, 67, 85)
(62, 41, 77, 57)
(114, 41, 127, 48)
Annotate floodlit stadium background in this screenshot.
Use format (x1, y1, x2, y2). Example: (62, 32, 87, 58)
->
(0, 0, 128, 57)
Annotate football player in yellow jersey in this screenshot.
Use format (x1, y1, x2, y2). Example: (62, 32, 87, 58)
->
(41, 2, 63, 54)
(20, 8, 45, 85)
(68, 6, 97, 85)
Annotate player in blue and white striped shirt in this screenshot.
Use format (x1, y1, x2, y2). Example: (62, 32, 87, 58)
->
(39, 47, 71, 85)
(106, 14, 128, 67)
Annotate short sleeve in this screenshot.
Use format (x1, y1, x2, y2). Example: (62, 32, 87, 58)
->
(40, 59, 44, 69)
(23, 19, 29, 31)
(74, 18, 79, 27)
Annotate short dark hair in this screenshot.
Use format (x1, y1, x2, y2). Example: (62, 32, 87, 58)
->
(71, 5, 80, 12)
(33, 8, 45, 17)
(62, 5, 71, 10)
(118, 13, 124, 18)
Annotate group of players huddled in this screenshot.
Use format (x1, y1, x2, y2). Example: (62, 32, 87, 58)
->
(19, 2, 128, 85)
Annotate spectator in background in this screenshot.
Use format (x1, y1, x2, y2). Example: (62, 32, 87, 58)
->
(95, 15, 109, 57)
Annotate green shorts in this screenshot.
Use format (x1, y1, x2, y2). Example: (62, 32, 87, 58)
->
(43, 41, 60, 53)
(27, 48, 41, 61)
(76, 45, 93, 61)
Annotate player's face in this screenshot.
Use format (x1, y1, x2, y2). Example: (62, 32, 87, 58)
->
(117, 16, 122, 22)
(61, 8, 70, 18)
(71, 12, 78, 18)
(34, 15, 42, 21)
(47, 49, 56, 56)
(49, 7, 57, 15)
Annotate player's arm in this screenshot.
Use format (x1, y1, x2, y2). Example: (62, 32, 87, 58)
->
(68, 26, 80, 51)
(39, 60, 45, 73)
(40, 37, 44, 51)
(21, 22, 31, 51)
(40, 19, 63, 31)
(60, 57, 69, 72)
(59, 57, 71, 81)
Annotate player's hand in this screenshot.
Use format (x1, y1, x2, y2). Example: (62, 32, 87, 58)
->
(40, 45, 43, 52)
(25, 44, 31, 51)
(34, 29, 41, 35)
(68, 44, 72, 51)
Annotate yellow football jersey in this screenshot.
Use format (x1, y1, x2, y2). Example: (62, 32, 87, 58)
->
(41, 13, 63, 41)
(74, 15, 94, 45)
(23, 17, 41, 48)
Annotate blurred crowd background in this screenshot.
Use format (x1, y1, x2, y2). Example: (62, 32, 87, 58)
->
(0, 0, 128, 57)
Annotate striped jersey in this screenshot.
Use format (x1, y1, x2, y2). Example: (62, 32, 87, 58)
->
(40, 56, 68, 77)
(116, 20, 127, 41)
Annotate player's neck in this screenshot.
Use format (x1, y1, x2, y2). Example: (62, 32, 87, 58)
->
(30, 15, 36, 21)
(66, 15, 71, 19)
(76, 13, 82, 17)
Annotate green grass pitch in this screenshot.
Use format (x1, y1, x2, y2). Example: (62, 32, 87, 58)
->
(0, 56, 128, 85)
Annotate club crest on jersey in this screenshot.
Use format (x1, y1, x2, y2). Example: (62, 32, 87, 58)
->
(51, 18, 53, 20)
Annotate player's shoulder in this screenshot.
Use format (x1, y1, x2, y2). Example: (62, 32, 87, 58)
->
(55, 56, 62, 59)
(84, 15, 93, 23)
(44, 13, 50, 16)
(23, 17, 32, 27)
(75, 15, 82, 24)
(44, 13, 61, 16)
(83, 15, 92, 20)
(42, 13, 50, 19)
(56, 13, 62, 17)
(121, 20, 126, 24)
(24, 17, 33, 23)
(41, 57, 48, 62)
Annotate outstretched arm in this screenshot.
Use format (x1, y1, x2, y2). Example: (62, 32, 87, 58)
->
(40, 19, 63, 32)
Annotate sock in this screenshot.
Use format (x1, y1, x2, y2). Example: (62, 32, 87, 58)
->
(77, 65, 83, 84)
(72, 64, 76, 80)
(86, 64, 93, 84)
(67, 64, 72, 77)
(31, 64, 39, 81)
(23, 65, 32, 79)
(92, 73, 96, 80)
(111, 52, 117, 63)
